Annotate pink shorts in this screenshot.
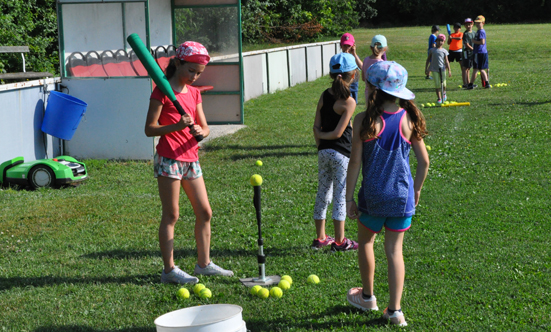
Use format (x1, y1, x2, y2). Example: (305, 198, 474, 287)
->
(154, 154, 202, 180)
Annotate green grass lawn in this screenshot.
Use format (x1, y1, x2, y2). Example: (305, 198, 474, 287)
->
(1, 24, 551, 331)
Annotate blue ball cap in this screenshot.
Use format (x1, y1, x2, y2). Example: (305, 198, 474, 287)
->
(329, 53, 358, 74)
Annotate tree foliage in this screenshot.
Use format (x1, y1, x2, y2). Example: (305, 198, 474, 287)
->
(242, 0, 377, 44)
(370, 0, 551, 26)
(0, 0, 58, 76)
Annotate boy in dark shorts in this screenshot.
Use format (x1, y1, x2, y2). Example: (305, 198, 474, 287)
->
(468, 15, 490, 89)
(462, 18, 476, 88)
(447, 23, 463, 78)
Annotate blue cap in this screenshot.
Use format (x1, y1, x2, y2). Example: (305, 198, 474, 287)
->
(371, 35, 387, 48)
(329, 53, 358, 74)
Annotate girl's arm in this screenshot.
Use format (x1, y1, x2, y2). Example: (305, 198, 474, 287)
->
(144, 99, 194, 137)
(411, 137, 430, 206)
(315, 97, 355, 140)
(346, 113, 365, 219)
(445, 56, 452, 77)
(190, 103, 210, 138)
(425, 53, 432, 75)
(403, 114, 429, 206)
(313, 94, 323, 147)
(351, 44, 363, 69)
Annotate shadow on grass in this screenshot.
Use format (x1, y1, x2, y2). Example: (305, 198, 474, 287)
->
(34, 326, 155, 332)
(202, 144, 311, 152)
(246, 304, 388, 331)
(80, 246, 316, 261)
(491, 100, 551, 107)
(0, 274, 157, 291)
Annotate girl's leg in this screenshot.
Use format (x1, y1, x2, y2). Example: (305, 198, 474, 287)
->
(358, 221, 377, 296)
(315, 219, 327, 240)
(314, 151, 333, 241)
(331, 151, 349, 244)
(384, 230, 406, 311)
(158, 176, 182, 273)
(181, 176, 212, 268)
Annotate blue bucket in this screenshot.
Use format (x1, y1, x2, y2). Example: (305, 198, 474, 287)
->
(41, 91, 88, 140)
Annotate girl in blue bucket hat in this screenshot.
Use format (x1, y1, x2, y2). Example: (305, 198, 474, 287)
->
(311, 53, 359, 252)
(345, 61, 430, 326)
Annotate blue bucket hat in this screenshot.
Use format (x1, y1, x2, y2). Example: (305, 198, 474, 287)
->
(367, 61, 415, 100)
(329, 53, 358, 74)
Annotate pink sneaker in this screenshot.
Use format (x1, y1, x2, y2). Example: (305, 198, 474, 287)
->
(331, 238, 358, 252)
(311, 235, 335, 249)
(347, 287, 378, 311)
(383, 307, 407, 326)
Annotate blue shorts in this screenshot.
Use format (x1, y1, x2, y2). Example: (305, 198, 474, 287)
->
(473, 53, 489, 70)
(358, 213, 412, 233)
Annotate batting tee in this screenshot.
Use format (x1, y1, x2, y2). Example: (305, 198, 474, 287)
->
(56, 0, 243, 160)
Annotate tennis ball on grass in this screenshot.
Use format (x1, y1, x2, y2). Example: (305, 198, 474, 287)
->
(278, 279, 291, 290)
(257, 288, 270, 299)
(255, 160, 263, 166)
(199, 288, 212, 299)
(426, 145, 432, 151)
(420, 104, 425, 108)
(250, 285, 262, 296)
(281, 275, 293, 285)
(176, 287, 190, 299)
(307, 274, 320, 284)
(250, 174, 263, 186)
(270, 287, 283, 298)
(193, 283, 206, 295)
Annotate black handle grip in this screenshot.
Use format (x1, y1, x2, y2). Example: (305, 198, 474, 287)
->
(173, 100, 204, 142)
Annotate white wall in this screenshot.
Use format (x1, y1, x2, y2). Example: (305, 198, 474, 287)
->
(242, 41, 339, 101)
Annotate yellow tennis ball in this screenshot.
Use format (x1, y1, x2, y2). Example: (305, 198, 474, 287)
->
(426, 145, 432, 151)
(281, 275, 293, 285)
(255, 160, 263, 166)
(270, 287, 283, 298)
(199, 288, 212, 299)
(176, 287, 190, 299)
(257, 288, 269, 299)
(278, 279, 291, 290)
(420, 104, 425, 107)
(250, 285, 262, 296)
(307, 274, 320, 284)
(193, 283, 205, 295)
(250, 174, 263, 186)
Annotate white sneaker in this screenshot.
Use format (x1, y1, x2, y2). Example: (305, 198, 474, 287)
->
(347, 287, 379, 311)
(161, 266, 199, 284)
(194, 261, 234, 276)
(383, 308, 408, 327)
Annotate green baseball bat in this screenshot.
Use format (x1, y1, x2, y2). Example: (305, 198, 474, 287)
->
(127, 33, 203, 142)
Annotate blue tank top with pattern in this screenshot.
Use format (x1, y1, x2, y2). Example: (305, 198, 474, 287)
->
(357, 109, 415, 217)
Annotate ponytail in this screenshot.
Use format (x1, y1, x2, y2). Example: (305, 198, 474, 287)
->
(399, 99, 428, 140)
(330, 71, 354, 100)
(360, 84, 428, 141)
(371, 44, 387, 57)
(165, 58, 187, 80)
(360, 87, 387, 140)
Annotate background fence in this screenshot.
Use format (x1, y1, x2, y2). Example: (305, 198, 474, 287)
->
(0, 40, 339, 162)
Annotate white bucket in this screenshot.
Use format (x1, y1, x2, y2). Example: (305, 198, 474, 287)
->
(154, 304, 244, 332)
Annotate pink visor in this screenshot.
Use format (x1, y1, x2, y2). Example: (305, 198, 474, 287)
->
(176, 41, 210, 65)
